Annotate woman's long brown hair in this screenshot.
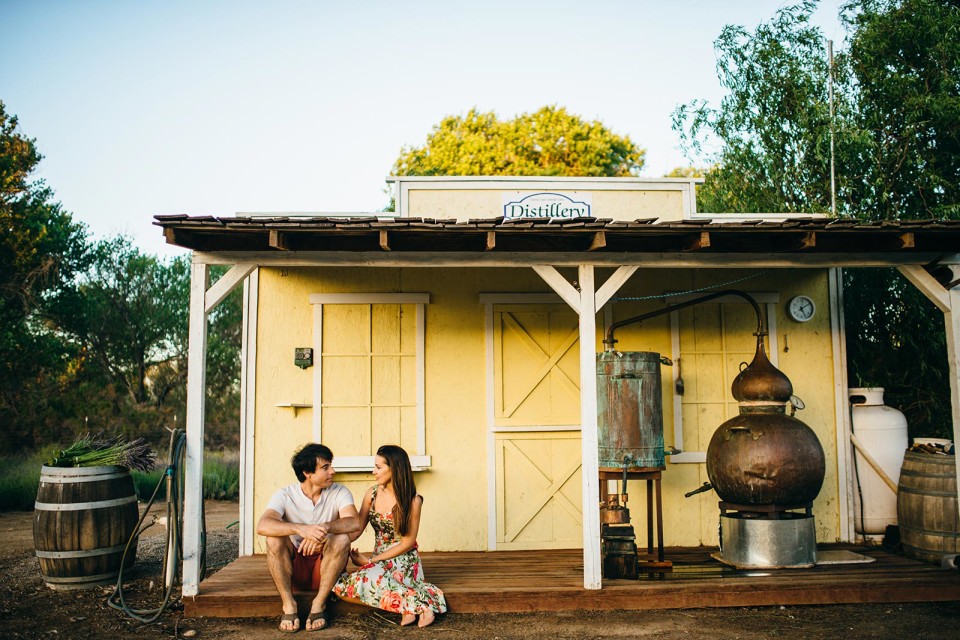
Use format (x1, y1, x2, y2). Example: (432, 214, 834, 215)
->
(377, 444, 418, 536)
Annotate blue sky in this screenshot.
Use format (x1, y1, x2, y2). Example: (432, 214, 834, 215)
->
(2, 1, 845, 257)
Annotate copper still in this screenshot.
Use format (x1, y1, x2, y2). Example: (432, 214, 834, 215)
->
(706, 334, 826, 506)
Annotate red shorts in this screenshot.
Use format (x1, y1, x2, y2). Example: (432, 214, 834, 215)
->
(292, 550, 323, 591)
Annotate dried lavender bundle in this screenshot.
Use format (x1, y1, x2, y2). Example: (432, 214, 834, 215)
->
(48, 432, 157, 471)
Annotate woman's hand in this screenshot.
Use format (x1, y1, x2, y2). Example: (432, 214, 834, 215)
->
(350, 547, 372, 566)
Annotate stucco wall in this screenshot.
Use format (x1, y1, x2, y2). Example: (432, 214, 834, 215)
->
(251, 266, 840, 552)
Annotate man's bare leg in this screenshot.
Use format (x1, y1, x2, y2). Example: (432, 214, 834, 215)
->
(306, 533, 351, 630)
(265, 536, 299, 631)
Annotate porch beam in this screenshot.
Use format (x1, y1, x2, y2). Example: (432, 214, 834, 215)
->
(898, 265, 950, 312)
(795, 231, 816, 250)
(183, 262, 210, 597)
(683, 231, 710, 251)
(268, 230, 288, 251)
(595, 265, 639, 309)
(532, 265, 580, 313)
(588, 231, 606, 251)
(204, 262, 258, 313)
(193, 250, 960, 269)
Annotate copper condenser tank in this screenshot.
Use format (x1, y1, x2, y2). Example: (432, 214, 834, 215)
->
(596, 351, 665, 469)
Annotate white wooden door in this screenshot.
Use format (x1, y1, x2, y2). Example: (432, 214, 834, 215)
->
(491, 304, 583, 550)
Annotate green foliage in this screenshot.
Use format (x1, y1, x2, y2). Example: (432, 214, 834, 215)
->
(672, 1, 851, 214)
(0, 103, 241, 452)
(0, 101, 89, 451)
(46, 237, 189, 405)
(844, 0, 960, 219)
(393, 106, 645, 178)
(0, 450, 239, 511)
(130, 450, 239, 502)
(672, 0, 960, 434)
(0, 451, 46, 511)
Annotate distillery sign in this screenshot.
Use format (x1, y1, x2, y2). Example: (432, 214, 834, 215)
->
(501, 192, 592, 219)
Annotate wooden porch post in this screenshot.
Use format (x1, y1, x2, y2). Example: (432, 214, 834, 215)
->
(897, 266, 960, 535)
(183, 261, 209, 597)
(578, 265, 602, 589)
(532, 264, 637, 589)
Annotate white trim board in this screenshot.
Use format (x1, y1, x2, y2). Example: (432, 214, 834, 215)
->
(239, 268, 259, 556)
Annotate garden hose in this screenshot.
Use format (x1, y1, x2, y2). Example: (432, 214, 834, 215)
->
(107, 428, 207, 623)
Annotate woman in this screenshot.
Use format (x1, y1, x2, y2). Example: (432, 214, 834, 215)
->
(333, 445, 447, 627)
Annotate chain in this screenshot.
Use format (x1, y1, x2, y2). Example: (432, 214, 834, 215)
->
(611, 270, 768, 302)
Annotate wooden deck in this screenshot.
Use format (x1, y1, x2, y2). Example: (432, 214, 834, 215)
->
(186, 545, 960, 618)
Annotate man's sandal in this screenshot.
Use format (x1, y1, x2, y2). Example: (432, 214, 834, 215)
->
(305, 610, 330, 631)
(279, 612, 300, 632)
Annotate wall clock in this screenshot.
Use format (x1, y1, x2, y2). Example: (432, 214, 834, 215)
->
(787, 295, 816, 322)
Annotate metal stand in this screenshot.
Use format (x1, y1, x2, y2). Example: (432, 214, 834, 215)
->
(599, 466, 670, 569)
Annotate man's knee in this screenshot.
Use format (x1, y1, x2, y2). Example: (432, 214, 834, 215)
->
(325, 533, 350, 555)
(265, 535, 293, 556)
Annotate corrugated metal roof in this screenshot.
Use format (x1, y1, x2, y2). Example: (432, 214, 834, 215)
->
(154, 215, 960, 262)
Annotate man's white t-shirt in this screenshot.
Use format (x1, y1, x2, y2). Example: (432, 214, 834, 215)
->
(265, 482, 355, 548)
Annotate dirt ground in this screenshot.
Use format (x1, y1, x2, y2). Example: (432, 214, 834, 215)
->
(1, 501, 958, 639)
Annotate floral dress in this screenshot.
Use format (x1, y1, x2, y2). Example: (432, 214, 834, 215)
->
(333, 487, 447, 616)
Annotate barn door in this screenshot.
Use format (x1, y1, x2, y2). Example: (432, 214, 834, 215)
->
(490, 304, 583, 550)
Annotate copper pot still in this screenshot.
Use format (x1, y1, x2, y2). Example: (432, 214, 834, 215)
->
(706, 335, 826, 505)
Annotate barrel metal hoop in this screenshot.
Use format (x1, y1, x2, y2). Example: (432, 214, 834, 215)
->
(899, 469, 956, 479)
(897, 486, 959, 498)
(40, 465, 127, 476)
(34, 495, 138, 511)
(42, 572, 119, 584)
(899, 524, 960, 539)
(35, 543, 128, 559)
(39, 471, 130, 484)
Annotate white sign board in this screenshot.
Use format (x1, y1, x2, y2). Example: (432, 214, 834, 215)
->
(501, 192, 592, 219)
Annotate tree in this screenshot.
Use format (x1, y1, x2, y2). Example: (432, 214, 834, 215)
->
(46, 238, 242, 448)
(672, 0, 960, 437)
(0, 101, 88, 450)
(845, 0, 960, 219)
(48, 236, 189, 405)
(672, 1, 864, 214)
(393, 106, 645, 178)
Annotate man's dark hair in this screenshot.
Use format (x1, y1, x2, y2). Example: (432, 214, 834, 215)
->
(292, 443, 334, 482)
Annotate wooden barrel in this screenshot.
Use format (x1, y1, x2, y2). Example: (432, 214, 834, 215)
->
(897, 451, 959, 564)
(33, 465, 139, 589)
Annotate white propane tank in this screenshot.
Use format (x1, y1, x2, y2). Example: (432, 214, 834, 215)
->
(849, 388, 909, 535)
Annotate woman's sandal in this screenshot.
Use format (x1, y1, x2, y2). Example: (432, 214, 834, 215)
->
(279, 612, 300, 632)
(400, 613, 417, 626)
(305, 610, 330, 631)
(418, 610, 436, 628)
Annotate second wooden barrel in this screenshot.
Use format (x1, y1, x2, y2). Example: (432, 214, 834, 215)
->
(33, 465, 140, 589)
(897, 451, 959, 564)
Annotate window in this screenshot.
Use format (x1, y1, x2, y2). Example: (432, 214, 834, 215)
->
(309, 294, 430, 471)
(668, 293, 779, 463)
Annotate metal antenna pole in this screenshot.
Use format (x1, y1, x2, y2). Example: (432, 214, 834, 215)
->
(828, 39, 837, 217)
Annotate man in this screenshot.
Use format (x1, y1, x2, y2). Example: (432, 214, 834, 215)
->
(257, 443, 360, 632)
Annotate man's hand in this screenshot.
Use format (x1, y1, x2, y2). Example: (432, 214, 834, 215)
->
(298, 523, 330, 545)
(298, 536, 325, 556)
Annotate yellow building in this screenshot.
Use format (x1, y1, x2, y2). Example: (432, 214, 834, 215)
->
(157, 177, 960, 596)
